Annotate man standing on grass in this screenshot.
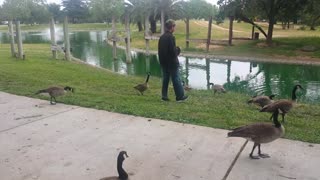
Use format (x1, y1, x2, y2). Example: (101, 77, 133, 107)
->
(158, 19, 188, 102)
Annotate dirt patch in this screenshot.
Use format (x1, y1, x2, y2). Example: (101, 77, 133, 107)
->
(196, 43, 225, 51)
(272, 54, 320, 62)
(255, 42, 280, 48)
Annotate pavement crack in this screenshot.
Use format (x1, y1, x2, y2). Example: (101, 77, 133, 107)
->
(14, 114, 43, 120)
(278, 174, 297, 179)
(222, 140, 248, 180)
(0, 107, 80, 134)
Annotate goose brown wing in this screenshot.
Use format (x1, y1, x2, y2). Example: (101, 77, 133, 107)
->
(254, 96, 272, 107)
(228, 123, 275, 139)
(134, 84, 147, 92)
(260, 100, 293, 112)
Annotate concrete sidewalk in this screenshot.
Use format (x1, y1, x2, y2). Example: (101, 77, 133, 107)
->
(0, 92, 319, 180)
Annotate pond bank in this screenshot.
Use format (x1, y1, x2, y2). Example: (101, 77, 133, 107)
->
(115, 43, 320, 66)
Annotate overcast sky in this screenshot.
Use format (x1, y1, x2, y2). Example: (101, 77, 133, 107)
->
(0, 0, 218, 6)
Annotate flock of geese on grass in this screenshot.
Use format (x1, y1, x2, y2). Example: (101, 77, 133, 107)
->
(230, 84, 303, 159)
(34, 73, 304, 178)
(34, 72, 228, 105)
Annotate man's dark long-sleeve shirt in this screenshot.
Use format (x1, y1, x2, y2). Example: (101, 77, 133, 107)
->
(158, 31, 179, 70)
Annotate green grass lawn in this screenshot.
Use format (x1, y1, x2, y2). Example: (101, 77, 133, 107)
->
(1, 44, 320, 144)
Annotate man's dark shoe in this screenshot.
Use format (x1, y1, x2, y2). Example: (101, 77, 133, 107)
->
(176, 95, 188, 102)
(162, 97, 170, 101)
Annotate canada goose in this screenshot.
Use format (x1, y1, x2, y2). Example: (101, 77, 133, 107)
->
(228, 110, 284, 159)
(260, 84, 303, 122)
(100, 151, 129, 180)
(182, 81, 192, 91)
(35, 86, 74, 105)
(134, 73, 150, 95)
(247, 94, 275, 108)
(209, 82, 226, 94)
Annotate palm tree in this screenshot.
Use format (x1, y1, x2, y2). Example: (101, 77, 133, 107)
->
(152, 0, 183, 34)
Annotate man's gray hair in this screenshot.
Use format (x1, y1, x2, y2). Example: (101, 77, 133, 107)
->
(165, 19, 176, 30)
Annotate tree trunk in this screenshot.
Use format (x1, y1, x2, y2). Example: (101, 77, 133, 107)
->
(145, 13, 150, 55)
(63, 16, 71, 61)
(206, 16, 213, 52)
(137, 21, 143, 32)
(149, 16, 156, 33)
(50, 17, 57, 59)
(185, 18, 190, 48)
(160, 9, 165, 35)
(310, 16, 320, 30)
(266, 0, 276, 46)
(112, 15, 117, 59)
(228, 16, 234, 46)
(238, 14, 267, 38)
(251, 25, 255, 40)
(125, 13, 131, 63)
(267, 16, 275, 45)
(8, 21, 15, 57)
(15, 21, 23, 59)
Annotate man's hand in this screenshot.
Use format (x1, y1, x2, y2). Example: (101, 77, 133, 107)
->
(176, 46, 181, 56)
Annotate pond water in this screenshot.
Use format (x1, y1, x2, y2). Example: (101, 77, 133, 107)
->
(1, 29, 320, 104)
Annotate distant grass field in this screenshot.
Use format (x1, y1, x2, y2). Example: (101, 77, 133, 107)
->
(1, 20, 320, 59)
(1, 44, 320, 143)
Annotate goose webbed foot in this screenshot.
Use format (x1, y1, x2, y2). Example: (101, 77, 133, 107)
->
(249, 143, 260, 159)
(281, 114, 286, 123)
(50, 97, 57, 105)
(258, 153, 270, 158)
(257, 144, 270, 158)
(250, 154, 260, 159)
(269, 113, 273, 121)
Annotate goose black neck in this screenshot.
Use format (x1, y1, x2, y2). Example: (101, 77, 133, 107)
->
(117, 159, 128, 180)
(272, 111, 281, 128)
(291, 86, 298, 101)
(145, 74, 150, 83)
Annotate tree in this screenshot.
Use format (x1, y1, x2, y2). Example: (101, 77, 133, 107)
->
(47, 3, 62, 22)
(302, 0, 320, 30)
(62, 0, 89, 23)
(276, 0, 307, 29)
(151, 0, 182, 34)
(217, 0, 307, 45)
(1, 0, 49, 24)
(1, 0, 32, 21)
(126, 0, 152, 32)
(89, 0, 124, 23)
(25, 1, 50, 24)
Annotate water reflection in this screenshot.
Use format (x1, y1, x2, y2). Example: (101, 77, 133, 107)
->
(1, 30, 319, 104)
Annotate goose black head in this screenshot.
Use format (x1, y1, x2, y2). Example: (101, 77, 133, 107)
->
(209, 82, 214, 86)
(273, 109, 281, 127)
(118, 151, 129, 162)
(294, 84, 304, 90)
(64, 86, 74, 93)
(117, 151, 129, 180)
(269, 94, 276, 99)
(292, 84, 303, 101)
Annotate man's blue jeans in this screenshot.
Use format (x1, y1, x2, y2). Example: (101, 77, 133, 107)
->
(161, 67, 185, 100)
